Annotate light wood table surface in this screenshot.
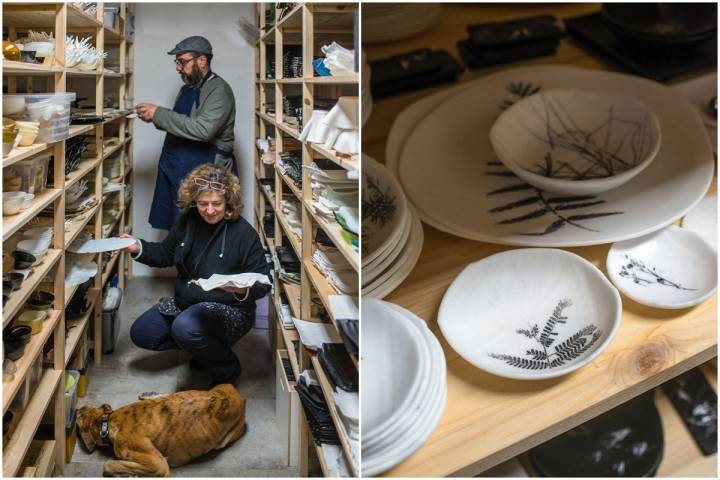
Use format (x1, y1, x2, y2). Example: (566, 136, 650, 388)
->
(362, 3, 717, 477)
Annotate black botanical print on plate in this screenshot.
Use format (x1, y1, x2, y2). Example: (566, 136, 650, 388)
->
(523, 94, 657, 180)
(362, 176, 396, 228)
(498, 81, 542, 111)
(489, 299, 603, 370)
(486, 161, 623, 235)
(618, 254, 696, 291)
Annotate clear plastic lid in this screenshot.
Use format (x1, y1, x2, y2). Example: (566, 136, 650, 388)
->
(4, 92, 76, 104)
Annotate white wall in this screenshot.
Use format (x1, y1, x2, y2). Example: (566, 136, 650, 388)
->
(132, 2, 256, 277)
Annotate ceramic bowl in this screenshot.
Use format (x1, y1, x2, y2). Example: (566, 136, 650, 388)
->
(607, 225, 717, 309)
(3, 96, 25, 116)
(438, 248, 622, 380)
(21, 226, 53, 240)
(12, 251, 36, 269)
(3, 273, 24, 291)
(3, 358, 17, 383)
(28, 290, 54, 309)
(7, 325, 32, 344)
(361, 298, 428, 440)
(18, 237, 52, 254)
(19, 192, 34, 210)
(490, 89, 662, 195)
(16, 310, 47, 334)
(362, 155, 409, 265)
(3, 194, 23, 215)
(3, 334, 27, 361)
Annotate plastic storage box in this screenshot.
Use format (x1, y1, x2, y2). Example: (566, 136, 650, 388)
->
(102, 287, 123, 354)
(64, 370, 80, 424)
(4, 93, 76, 144)
(65, 409, 77, 463)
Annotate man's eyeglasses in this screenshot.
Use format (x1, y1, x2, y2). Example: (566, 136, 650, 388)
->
(174, 56, 197, 67)
(195, 177, 226, 192)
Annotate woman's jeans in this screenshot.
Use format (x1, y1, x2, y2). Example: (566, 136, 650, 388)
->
(130, 302, 254, 383)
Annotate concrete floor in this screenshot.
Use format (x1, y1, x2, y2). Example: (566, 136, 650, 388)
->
(61, 277, 297, 477)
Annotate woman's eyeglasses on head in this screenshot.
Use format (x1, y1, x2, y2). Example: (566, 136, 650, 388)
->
(194, 177, 226, 192)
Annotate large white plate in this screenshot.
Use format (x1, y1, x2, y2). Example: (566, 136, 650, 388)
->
(188, 272, 272, 291)
(67, 237, 137, 253)
(387, 66, 713, 247)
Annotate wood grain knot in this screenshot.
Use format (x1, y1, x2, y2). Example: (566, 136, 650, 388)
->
(632, 343, 668, 376)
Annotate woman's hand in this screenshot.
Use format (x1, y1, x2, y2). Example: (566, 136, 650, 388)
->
(221, 286, 248, 296)
(120, 233, 140, 254)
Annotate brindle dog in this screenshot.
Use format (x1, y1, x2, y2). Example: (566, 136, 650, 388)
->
(77, 384, 246, 477)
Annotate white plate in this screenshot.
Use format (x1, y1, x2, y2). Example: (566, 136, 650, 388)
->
(67, 237, 136, 253)
(362, 205, 412, 282)
(361, 299, 430, 439)
(438, 249, 622, 380)
(362, 301, 447, 476)
(362, 155, 409, 264)
(363, 301, 446, 458)
(606, 225, 717, 309)
(387, 66, 713, 247)
(187, 273, 271, 291)
(363, 210, 424, 299)
(682, 194, 717, 251)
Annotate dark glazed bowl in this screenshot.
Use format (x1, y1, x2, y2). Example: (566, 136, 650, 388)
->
(3, 273, 24, 291)
(7, 325, 32, 344)
(12, 251, 36, 270)
(3, 335, 27, 361)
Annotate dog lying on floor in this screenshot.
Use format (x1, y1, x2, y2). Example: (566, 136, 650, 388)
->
(77, 384, 246, 477)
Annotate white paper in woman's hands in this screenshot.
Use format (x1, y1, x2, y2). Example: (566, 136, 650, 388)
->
(188, 273, 271, 291)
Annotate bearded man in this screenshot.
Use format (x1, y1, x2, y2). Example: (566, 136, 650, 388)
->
(136, 36, 239, 230)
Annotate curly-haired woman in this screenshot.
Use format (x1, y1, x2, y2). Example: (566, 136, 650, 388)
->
(121, 164, 270, 388)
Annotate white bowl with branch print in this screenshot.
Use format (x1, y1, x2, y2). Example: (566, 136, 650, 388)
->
(438, 248, 622, 380)
(362, 154, 408, 264)
(606, 225, 717, 309)
(490, 89, 661, 195)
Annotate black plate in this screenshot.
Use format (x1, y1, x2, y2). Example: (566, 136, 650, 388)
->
(529, 391, 664, 477)
(602, 3, 717, 45)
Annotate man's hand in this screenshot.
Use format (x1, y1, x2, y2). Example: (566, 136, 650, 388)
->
(135, 103, 158, 123)
(120, 233, 140, 254)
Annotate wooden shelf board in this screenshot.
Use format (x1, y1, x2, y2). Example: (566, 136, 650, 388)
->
(275, 4, 304, 31)
(65, 67, 100, 76)
(1, 60, 57, 75)
(2, 249, 63, 326)
(282, 281, 301, 319)
(65, 156, 101, 190)
(63, 202, 101, 249)
(302, 199, 358, 272)
(2, 369, 63, 478)
(64, 282, 80, 309)
(310, 355, 357, 475)
(101, 142, 124, 160)
(256, 79, 275, 84)
(305, 75, 358, 84)
(3, 309, 62, 414)
(3, 143, 51, 168)
(64, 289, 99, 367)
(257, 179, 275, 206)
(276, 313, 301, 379)
(310, 143, 357, 171)
(276, 122, 301, 140)
(276, 166, 302, 201)
(2, 188, 62, 241)
(315, 444, 331, 478)
(302, 260, 338, 327)
(4, 3, 100, 29)
(24, 439, 56, 478)
(257, 111, 276, 125)
(68, 124, 96, 138)
(276, 210, 302, 259)
(278, 78, 303, 84)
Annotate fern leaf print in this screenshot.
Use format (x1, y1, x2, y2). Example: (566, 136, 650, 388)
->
(489, 299, 603, 370)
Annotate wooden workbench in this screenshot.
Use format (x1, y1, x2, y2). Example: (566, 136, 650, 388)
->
(362, 3, 717, 477)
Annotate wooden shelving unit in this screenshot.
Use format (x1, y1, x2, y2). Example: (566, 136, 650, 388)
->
(255, 3, 358, 477)
(362, 3, 718, 478)
(2, 2, 135, 475)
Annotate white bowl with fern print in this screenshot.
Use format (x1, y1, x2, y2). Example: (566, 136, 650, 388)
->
(490, 89, 662, 195)
(438, 248, 622, 380)
(607, 225, 717, 309)
(362, 154, 409, 265)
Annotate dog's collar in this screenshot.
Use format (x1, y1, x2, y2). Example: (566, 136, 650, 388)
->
(99, 413, 112, 446)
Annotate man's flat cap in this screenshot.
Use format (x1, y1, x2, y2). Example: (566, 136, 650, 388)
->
(168, 36, 213, 56)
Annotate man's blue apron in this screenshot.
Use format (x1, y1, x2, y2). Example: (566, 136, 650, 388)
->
(148, 71, 238, 230)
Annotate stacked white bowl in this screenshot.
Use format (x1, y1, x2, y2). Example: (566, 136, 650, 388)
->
(15, 120, 39, 146)
(3, 192, 26, 215)
(361, 299, 447, 476)
(17, 235, 51, 265)
(362, 155, 423, 299)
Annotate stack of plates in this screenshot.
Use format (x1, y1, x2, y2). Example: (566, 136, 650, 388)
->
(361, 51, 372, 126)
(362, 4, 442, 44)
(362, 155, 423, 299)
(361, 299, 446, 476)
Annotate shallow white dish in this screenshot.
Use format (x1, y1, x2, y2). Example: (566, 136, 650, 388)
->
(188, 273, 272, 291)
(67, 237, 137, 254)
(438, 248, 622, 380)
(363, 210, 424, 299)
(361, 298, 429, 443)
(387, 65, 713, 247)
(606, 225, 717, 309)
(362, 155, 408, 264)
(682, 194, 716, 251)
(490, 89, 661, 195)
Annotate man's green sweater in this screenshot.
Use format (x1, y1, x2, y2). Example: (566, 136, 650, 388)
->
(153, 74, 235, 165)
